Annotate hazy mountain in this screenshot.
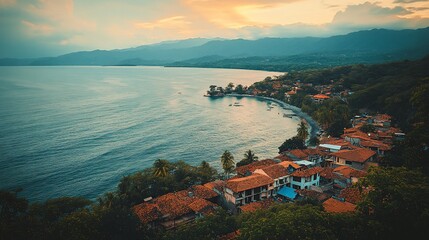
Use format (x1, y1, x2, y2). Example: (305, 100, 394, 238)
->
(1, 27, 428, 69)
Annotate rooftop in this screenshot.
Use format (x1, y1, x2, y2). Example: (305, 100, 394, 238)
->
(339, 188, 368, 204)
(235, 159, 277, 176)
(256, 164, 288, 179)
(291, 167, 323, 178)
(226, 173, 274, 192)
(334, 166, 367, 178)
(239, 199, 275, 213)
(323, 198, 356, 213)
(313, 94, 330, 99)
(331, 148, 376, 163)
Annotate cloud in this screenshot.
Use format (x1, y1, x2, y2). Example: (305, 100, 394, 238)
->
(393, 0, 428, 3)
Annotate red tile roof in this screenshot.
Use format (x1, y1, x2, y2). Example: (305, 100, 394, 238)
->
(203, 180, 225, 193)
(187, 185, 218, 199)
(133, 202, 162, 224)
(188, 198, 216, 213)
(320, 167, 340, 180)
(360, 140, 391, 151)
(278, 161, 301, 169)
(296, 189, 331, 202)
(333, 166, 367, 178)
(226, 173, 273, 192)
(257, 164, 288, 179)
(331, 148, 376, 163)
(235, 159, 277, 176)
(313, 94, 330, 99)
(323, 198, 356, 213)
(274, 154, 293, 162)
(218, 230, 240, 240)
(339, 188, 368, 204)
(239, 199, 275, 213)
(291, 167, 323, 177)
(289, 149, 308, 159)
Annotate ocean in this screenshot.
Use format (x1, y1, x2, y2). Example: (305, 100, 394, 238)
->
(0, 66, 299, 202)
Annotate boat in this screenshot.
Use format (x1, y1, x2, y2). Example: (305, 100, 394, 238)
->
(233, 101, 242, 106)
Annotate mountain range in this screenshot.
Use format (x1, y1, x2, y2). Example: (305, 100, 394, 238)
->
(1, 27, 429, 71)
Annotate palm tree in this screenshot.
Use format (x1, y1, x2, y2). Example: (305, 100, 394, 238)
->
(297, 121, 309, 141)
(221, 150, 235, 179)
(152, 159, 170, 177)
(237, 150, 258, 167)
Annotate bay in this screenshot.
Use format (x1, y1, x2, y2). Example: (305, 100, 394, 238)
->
(0, 66, 299, 202)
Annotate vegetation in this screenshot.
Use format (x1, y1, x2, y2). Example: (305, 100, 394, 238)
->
(296, 121, 309, 141)
(221, 150, 235, 179)
(236, 150, 259, 167)
(278, 136, 306, 153)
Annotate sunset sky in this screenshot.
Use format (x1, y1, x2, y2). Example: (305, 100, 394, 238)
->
(1, 0, 428, 58)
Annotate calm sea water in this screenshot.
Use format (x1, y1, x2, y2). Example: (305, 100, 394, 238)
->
(0, 66, 299, 202)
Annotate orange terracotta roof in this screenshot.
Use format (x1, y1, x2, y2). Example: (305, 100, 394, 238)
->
(203, 180, 225, 193)
(291, 167, 323, 177)
(296, 189, 331, 202)
(218, 230, 241, 240)
(133, 202, 162, 224)
(188, 198, 216, 213)
(313, 94, 330, 99)
(339, 188, 368, 204)
(331, 148, 376, 163)
(333, 166, 367, 178)
(155, 193, 194, 218)
(239, 199, 275, 213)
(188, 185, 218, 199)
(323, 198, 356, 213)
(274, 154, 293, 161)
(320, 167, 340, 180)
(375, 114, 391, 121)
(235, 159, 277, 176)
(289, 149, 308, 159)
(278, 161, 301, 169)
(286, 90, 296, 95)
(257, 164, 288, 179)
(226, 173, 273, 192)
(360, 140, 391, 151)
(319, 138, 353, 148)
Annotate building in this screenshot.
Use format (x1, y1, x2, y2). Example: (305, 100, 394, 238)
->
(254, 164, 291, 196)
(235, 159, 277, 176)
(133, 185, 219, 229)
(290, 167, 323, 190)
(322, 197, 356, 213)
(224, 173, 274, 207)
(312, 94, 330, 103)
(329, 148, 376, 170)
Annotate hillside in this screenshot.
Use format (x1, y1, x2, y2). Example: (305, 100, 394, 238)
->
(1, 27, 429, 69)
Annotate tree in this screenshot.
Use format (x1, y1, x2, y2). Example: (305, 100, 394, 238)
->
(297, 121, 309, 141)
(235, 84, 244, 94)
(221, 150, 235, 179)
(357, 167, 429, 238)
(278, 136, 306, 153)
(197, 161, 217, 183)
(236, 150, 258, 167)
(152, 159, 170, 177)
(308, 136, 320, 146)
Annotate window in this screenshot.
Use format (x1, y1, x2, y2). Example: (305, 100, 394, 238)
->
(293, 176, 301, 182)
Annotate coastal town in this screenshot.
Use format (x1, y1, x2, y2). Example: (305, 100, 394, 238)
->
(133, 76, 405, 236)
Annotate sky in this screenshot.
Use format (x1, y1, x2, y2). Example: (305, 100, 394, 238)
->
(1, 0, 429, 58)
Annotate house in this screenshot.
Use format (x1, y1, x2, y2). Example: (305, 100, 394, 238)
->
(322, 197, 356, 213)
(290, 167, 323, 190)
(296, 189, 331, 203)
(312, 94, 330, 103)
(224, 173, 274, 207)
(133, 185, 219, 229)
(203, 180, 226, 196)
(235, 159, 277, 176)
(338, 187, 368, 204)
(254, 164, 290, 196)
(360, 139, 391, 156)
(333, 166, 366, 185)
(286, 148, 325, 164)
(330, 148, 376, 170)
(238, 199, 275, 213)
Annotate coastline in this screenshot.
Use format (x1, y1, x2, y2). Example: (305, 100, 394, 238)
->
(225, 93, 320, 143)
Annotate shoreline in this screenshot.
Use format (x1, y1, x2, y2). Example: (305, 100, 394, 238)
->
(225, 93, 320, 143)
